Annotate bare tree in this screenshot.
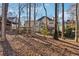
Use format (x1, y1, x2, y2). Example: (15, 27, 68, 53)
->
(28, 3, 31, 34)
(18, 3, 26, 34)
(61, 3, 65, 39)
(53, 3, 58, 40)
(34, 4, 36, 26)
(75, 3, 78, 42)
(26, 3, 29, 33)
(33, 3, 36, 33)
(17, 3, 21, 34)
(1, 3, 8, 41)
(43, 3, 48, 27)
(27, 3, 28, 23)
(15, 15, 18, 37)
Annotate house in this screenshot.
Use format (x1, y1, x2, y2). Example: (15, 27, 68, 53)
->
(8, 17, 18, 30)
(24, 20, 35, 28)
(0, 16, 18, 31)
(24, 20, 36, 31)
(67, 4, 79, 26)
(65, 20, 75, 30)
(24, 16, 55, 32)
(67, 4, 79, 29)
(37, 16, 54, 29)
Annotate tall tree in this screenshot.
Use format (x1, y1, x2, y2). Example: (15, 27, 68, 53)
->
(27, 3, 28, 23)
(34, 3, 36, 25)
(75, 3, 78, 42)
(18, 3, 26, 34)
(15, 15, 18, 37)
(17, 3, 21, 34)
(34, 3, 36, 33)
(1, 3, 8, 41)
(53, 3, 58, 40)
(26, 3, 29, 33)
(62, 3, 65, 39)
(28, 3, 31, 34)
(43, 3, 48, 27)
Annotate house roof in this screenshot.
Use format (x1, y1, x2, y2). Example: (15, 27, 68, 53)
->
(0, 16, 18, 24)
(66, 20, 75, 24)
(37, 16, 52, 21)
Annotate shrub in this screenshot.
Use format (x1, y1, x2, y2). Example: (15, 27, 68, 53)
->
(64, 28, 75, 38)
(40, 27, 49, 35)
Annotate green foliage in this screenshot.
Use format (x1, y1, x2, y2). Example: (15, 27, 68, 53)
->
(65, 22, 75, 39)
(64, 28, 75, 39)
(40, 27, 49, 35)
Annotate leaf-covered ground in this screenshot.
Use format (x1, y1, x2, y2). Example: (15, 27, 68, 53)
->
(0, 33, 79, 56)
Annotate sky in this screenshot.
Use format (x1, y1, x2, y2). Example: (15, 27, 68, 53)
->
(0, 3, 73, 25)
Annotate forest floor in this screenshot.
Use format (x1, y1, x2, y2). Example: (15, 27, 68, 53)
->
(0, 32, 79, 56)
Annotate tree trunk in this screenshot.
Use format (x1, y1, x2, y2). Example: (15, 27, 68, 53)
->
(26, 3, 28, 33)
(15, 16, 18, 37)
(34, 3, 36, 33)
(27, 3, 28, 22)
(28, 3, 31, 34)
(53, 3, 58, 40)
(1, 3, 8, 41)
(62, 3, 65, 39)
(43, 3, 48, 27)
(75, 3, 78, 42)
(18, 3, 21, 34)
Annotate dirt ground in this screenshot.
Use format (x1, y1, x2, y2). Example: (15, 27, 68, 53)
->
(0, 33, 79, 56)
